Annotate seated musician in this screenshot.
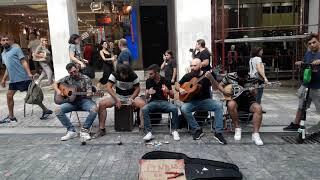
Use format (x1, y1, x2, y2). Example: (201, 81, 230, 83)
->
(53, 63, 98, 141)
(95, 64, 145, 138)
(176, 58, 226, 144)
(142, 64, 180, 141)
(218, 66, 264, 146)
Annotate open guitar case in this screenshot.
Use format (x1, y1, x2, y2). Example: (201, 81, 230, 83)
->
(141, 151, 243, 180)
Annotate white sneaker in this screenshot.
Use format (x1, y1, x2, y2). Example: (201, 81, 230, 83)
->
(234, 128, 242, 141)
(172, 130, 180, 141)
(143, 132, 154, 141)
(61, 131, 77, 141)
(80, 131, 91, 141)
(252, 133, 264, 146)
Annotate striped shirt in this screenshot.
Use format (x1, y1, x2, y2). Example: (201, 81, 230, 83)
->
(221, 72, 258, 87)
(108, 72, 140, 96)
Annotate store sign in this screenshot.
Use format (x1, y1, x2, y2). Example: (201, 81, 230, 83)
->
(95, 14, 112, 26)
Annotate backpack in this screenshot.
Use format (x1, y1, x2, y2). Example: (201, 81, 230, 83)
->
(24, 81, 44, 104)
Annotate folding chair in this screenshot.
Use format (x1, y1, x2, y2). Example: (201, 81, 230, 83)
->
(68, 86, 99, 133)
(149, 111, 173, 133)
(186, 111, 215, 131)
(224, 110, 266, 130)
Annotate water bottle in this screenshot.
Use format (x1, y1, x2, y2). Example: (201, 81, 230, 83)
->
(116, 135, 122, 145)
(303, 68, 312, 84)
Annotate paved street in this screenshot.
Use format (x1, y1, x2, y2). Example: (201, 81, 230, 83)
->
(0, 85, 320, 179)
(0, 133, 320, 180)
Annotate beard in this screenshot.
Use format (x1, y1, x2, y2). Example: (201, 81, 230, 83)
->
(191, 69, 201, 77)
(3, 43, 10, 50)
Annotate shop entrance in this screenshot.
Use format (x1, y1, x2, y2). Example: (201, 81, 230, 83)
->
(140, 6, 168, 69)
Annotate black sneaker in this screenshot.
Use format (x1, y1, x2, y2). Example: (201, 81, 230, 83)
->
(40, 110, 53, 120)
(193, 129, 204, 140)
(283, 122, 300, 131)
(92, 129, 106, 139)
(214, 133, 227, 145)
(0, 116, 18, 124)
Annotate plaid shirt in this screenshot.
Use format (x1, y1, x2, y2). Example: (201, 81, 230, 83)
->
(58, 73, 92, 93)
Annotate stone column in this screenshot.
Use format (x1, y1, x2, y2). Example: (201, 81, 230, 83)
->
(308, 0, 320, 33)
(47, 0, 79, 80)
(174, 0, 211, 80)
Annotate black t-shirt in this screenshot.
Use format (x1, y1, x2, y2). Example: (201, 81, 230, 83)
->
(146, 76, 171, 101)
(179, 72, 212, 101)
(163, 58, 177, 82)
(194, 48, 211, 71)
(108, 72, 139, 96)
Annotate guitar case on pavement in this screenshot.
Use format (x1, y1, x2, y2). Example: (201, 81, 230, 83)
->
(141, 151, 243, 180)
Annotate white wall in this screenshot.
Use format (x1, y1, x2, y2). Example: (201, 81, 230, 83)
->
(47, 0, 79, 80)
(308, 0, 319, 33)
(174, 0, 211, 80)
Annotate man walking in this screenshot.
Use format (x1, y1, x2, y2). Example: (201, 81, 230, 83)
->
(0, 34, 52, 123)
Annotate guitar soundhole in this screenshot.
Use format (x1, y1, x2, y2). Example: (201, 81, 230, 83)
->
(190, 84, 193, 88)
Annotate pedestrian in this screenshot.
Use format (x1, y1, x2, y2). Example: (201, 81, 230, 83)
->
(192, 39, 212, 71)
(117, 38, 132, 65)
(97, 40, 117, 90)
(34, 37, 54, 86)
(0, 34, 52, 123)
(28, 32, 41, 75)
(249, 47, 268, 104)
(283, 33, 320, 131)
(160, 50, 177, 85)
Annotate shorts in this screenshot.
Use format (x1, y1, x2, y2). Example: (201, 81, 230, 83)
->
(298, 85, 320, 112)
(9, 80, 32, 91)
(109, 95, 145, 106)
(110, 95, 131, 105)
(234, 95, 257, 112)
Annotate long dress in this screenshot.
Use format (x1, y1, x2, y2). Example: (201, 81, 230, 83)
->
(99, 51, 114, 85)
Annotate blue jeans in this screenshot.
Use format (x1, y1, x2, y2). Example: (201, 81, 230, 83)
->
(180, 99, 224, 133)
(55, 98, 97, 132)
(256, 87, 264, 104)
(142, 100, 179, 132)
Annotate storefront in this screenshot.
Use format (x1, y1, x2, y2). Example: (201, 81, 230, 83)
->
(0, 0, 186, 80)
(212, 0, 320, 79)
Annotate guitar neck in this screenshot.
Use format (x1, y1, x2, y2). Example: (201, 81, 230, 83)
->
(243, 84, 264, 91)
(72, 92, 88, 95)
(243, 82, 281, 91)
(195, 70, 213, 83)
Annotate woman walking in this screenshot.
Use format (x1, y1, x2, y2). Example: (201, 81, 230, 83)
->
(249, 47, 268, 104)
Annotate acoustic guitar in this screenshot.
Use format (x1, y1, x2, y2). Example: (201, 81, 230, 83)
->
(223, 81, 281, 100)
(179, 72, 215, 102)
(54, 83, 104, 105)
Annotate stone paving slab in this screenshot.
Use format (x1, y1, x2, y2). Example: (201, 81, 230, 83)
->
(0, 133, 319, 180)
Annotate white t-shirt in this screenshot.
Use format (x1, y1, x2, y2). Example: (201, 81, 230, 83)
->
(249, 56, 262, 78)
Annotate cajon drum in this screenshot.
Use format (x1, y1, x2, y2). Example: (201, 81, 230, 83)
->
(114, 104, 134, 131)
